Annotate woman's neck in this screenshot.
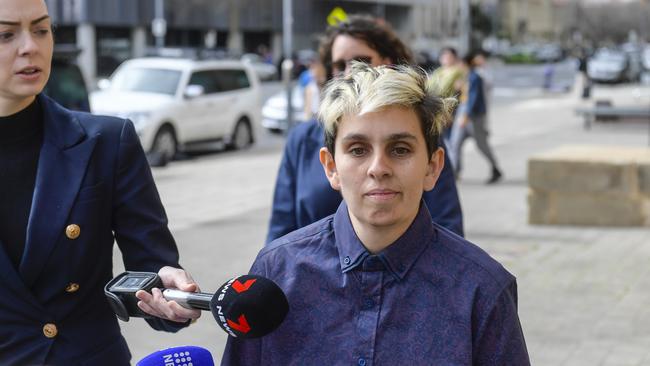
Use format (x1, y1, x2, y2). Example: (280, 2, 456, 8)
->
(348, 209, 418, 255)
(0, 96, 37, 117)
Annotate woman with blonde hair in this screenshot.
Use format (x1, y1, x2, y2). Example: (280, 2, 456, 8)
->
(266, 14, 464, 243)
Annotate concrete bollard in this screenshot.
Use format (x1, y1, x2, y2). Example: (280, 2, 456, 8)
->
(528, 145, 650, 226)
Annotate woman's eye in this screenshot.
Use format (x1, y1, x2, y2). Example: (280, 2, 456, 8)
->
(35, 28, 50, 36)
(349, 147, 366, 156)
(393, 147, 411, 156)
(0, 32, 14, 41)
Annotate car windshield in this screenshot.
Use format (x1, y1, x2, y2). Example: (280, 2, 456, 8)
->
(111, 67, 182, 95)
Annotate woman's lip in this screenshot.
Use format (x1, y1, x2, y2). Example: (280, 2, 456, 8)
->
(17, 66, 41, 72)
(15, 69, 43, 81)
(366, 189, 397, 195)
(365, 190, 398, 197)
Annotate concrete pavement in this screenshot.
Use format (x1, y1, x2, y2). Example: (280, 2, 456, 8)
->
(117, 83, 650, 365)
(461, 84, 650, 365)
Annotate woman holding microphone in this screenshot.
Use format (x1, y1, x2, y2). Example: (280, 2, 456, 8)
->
(0, 0, 200, 364)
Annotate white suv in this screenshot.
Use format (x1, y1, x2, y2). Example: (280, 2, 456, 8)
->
(91, 57, 261, 165)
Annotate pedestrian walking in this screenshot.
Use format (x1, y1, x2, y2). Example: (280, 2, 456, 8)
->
(449, 51, 503, 184)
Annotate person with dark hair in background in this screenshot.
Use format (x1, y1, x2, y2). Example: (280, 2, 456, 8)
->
(266, 14, 464, 243)
(0, 0, 200, 364)
(449, 52, 503, 184)
(223, 63, 529, 365)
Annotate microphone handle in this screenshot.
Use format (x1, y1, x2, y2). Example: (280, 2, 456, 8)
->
(162, 289, 213, 311)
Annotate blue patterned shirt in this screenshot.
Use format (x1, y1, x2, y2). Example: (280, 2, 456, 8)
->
(222, 202, 529, 365)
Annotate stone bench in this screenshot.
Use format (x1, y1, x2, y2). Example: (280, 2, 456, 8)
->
(528, 145, 650, 226)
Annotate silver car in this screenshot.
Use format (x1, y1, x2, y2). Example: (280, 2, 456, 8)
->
(587, 49, 636, 83)
(91, 58, 261, 165)
(261, 85, 305, 133)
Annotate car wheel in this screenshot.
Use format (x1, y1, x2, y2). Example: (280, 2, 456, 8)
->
(229, 119, 253, 150)
(150, 126, 177, 166)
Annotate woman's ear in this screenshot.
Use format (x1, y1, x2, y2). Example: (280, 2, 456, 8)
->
(319, 147, 341, 191)
(423, 147, 445, 192)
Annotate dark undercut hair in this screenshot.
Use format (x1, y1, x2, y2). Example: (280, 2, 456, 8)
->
(318, 14, 414, 80)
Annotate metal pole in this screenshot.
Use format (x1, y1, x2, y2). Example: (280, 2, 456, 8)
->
(282, 0, 294, 131)
(155, 0, 165, 49)
(459, 0, 471, 55)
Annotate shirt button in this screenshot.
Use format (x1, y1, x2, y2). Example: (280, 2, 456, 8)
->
(65, 283, 80, 293)
(363, 298, 375, 310)
(343, 256, 351, 265)
(43, 323, 58, 338)
(358, 357, 367, 366)
(65, 224, 81, 239)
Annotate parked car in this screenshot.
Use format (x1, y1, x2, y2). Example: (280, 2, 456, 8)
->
(91, 57, 261, 166)
(241, 53, 278, 81)
(43, 46, 91, 112)
(587, 49, 637, 83)
(534, 44, 564, 63)
(261, 85, 304, 133)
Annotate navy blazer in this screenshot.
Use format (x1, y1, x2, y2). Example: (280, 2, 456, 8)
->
(0, 95, 186, 365)
(266, 120, 464, 243)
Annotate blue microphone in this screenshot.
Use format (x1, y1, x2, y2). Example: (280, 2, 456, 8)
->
(136, 346, 214, 366)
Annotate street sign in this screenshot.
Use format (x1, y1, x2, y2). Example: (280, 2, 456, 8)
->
(327, 7, 347, 26)
(152, 18, 167, 38)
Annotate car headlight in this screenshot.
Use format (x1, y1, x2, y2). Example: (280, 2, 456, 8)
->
(126, 112, 152, 131)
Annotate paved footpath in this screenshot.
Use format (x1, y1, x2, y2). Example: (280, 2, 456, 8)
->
(118, 84, 650, 365)
(461, 84, 650, 366)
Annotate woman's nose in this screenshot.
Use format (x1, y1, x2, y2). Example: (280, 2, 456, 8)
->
(367, 152, 391, 179)
(18, 33, 39, 56)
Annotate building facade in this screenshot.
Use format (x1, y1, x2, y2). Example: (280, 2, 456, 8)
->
(45, 0, 469, 85)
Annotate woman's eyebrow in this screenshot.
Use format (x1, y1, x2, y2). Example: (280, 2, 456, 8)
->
(0, 15, 49, 26)
(31, 15, 50, 25)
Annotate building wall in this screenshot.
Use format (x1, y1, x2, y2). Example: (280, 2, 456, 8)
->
(44, 0, 464, 83)
(500, 0, 558, 41)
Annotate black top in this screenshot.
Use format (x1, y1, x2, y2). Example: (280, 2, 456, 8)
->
(0, 99, 43, 269)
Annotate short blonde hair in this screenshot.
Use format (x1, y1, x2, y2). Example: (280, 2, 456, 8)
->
(318, 62, 456, 156)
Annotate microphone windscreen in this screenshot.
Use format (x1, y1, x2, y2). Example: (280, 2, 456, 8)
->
(210, 275, 289, 338)
(136, 346, 214, 366)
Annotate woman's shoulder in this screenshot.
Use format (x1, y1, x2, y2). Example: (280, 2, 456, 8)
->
(286, 119, 323, 147)
(40, 94, 130, 140)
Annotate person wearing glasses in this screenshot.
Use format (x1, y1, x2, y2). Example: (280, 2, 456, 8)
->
(266, 14, 464, 243)
(0, 0, 200, 364)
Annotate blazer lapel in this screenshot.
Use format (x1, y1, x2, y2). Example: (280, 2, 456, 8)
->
(19, 95, 97, 287)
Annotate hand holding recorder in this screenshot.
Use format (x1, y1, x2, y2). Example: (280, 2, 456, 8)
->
(105, 271, 289, 338)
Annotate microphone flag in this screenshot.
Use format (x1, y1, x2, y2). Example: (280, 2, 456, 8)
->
(136, 345, 214, 366)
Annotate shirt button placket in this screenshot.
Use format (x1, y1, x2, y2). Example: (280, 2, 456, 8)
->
(357, 258, 382, 366)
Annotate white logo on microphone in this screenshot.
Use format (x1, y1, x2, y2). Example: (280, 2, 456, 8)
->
(162, 351, 193, 366)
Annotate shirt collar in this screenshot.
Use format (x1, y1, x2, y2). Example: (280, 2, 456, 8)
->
(333, 202, 370, 274)
(333, 201, 438, 281)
